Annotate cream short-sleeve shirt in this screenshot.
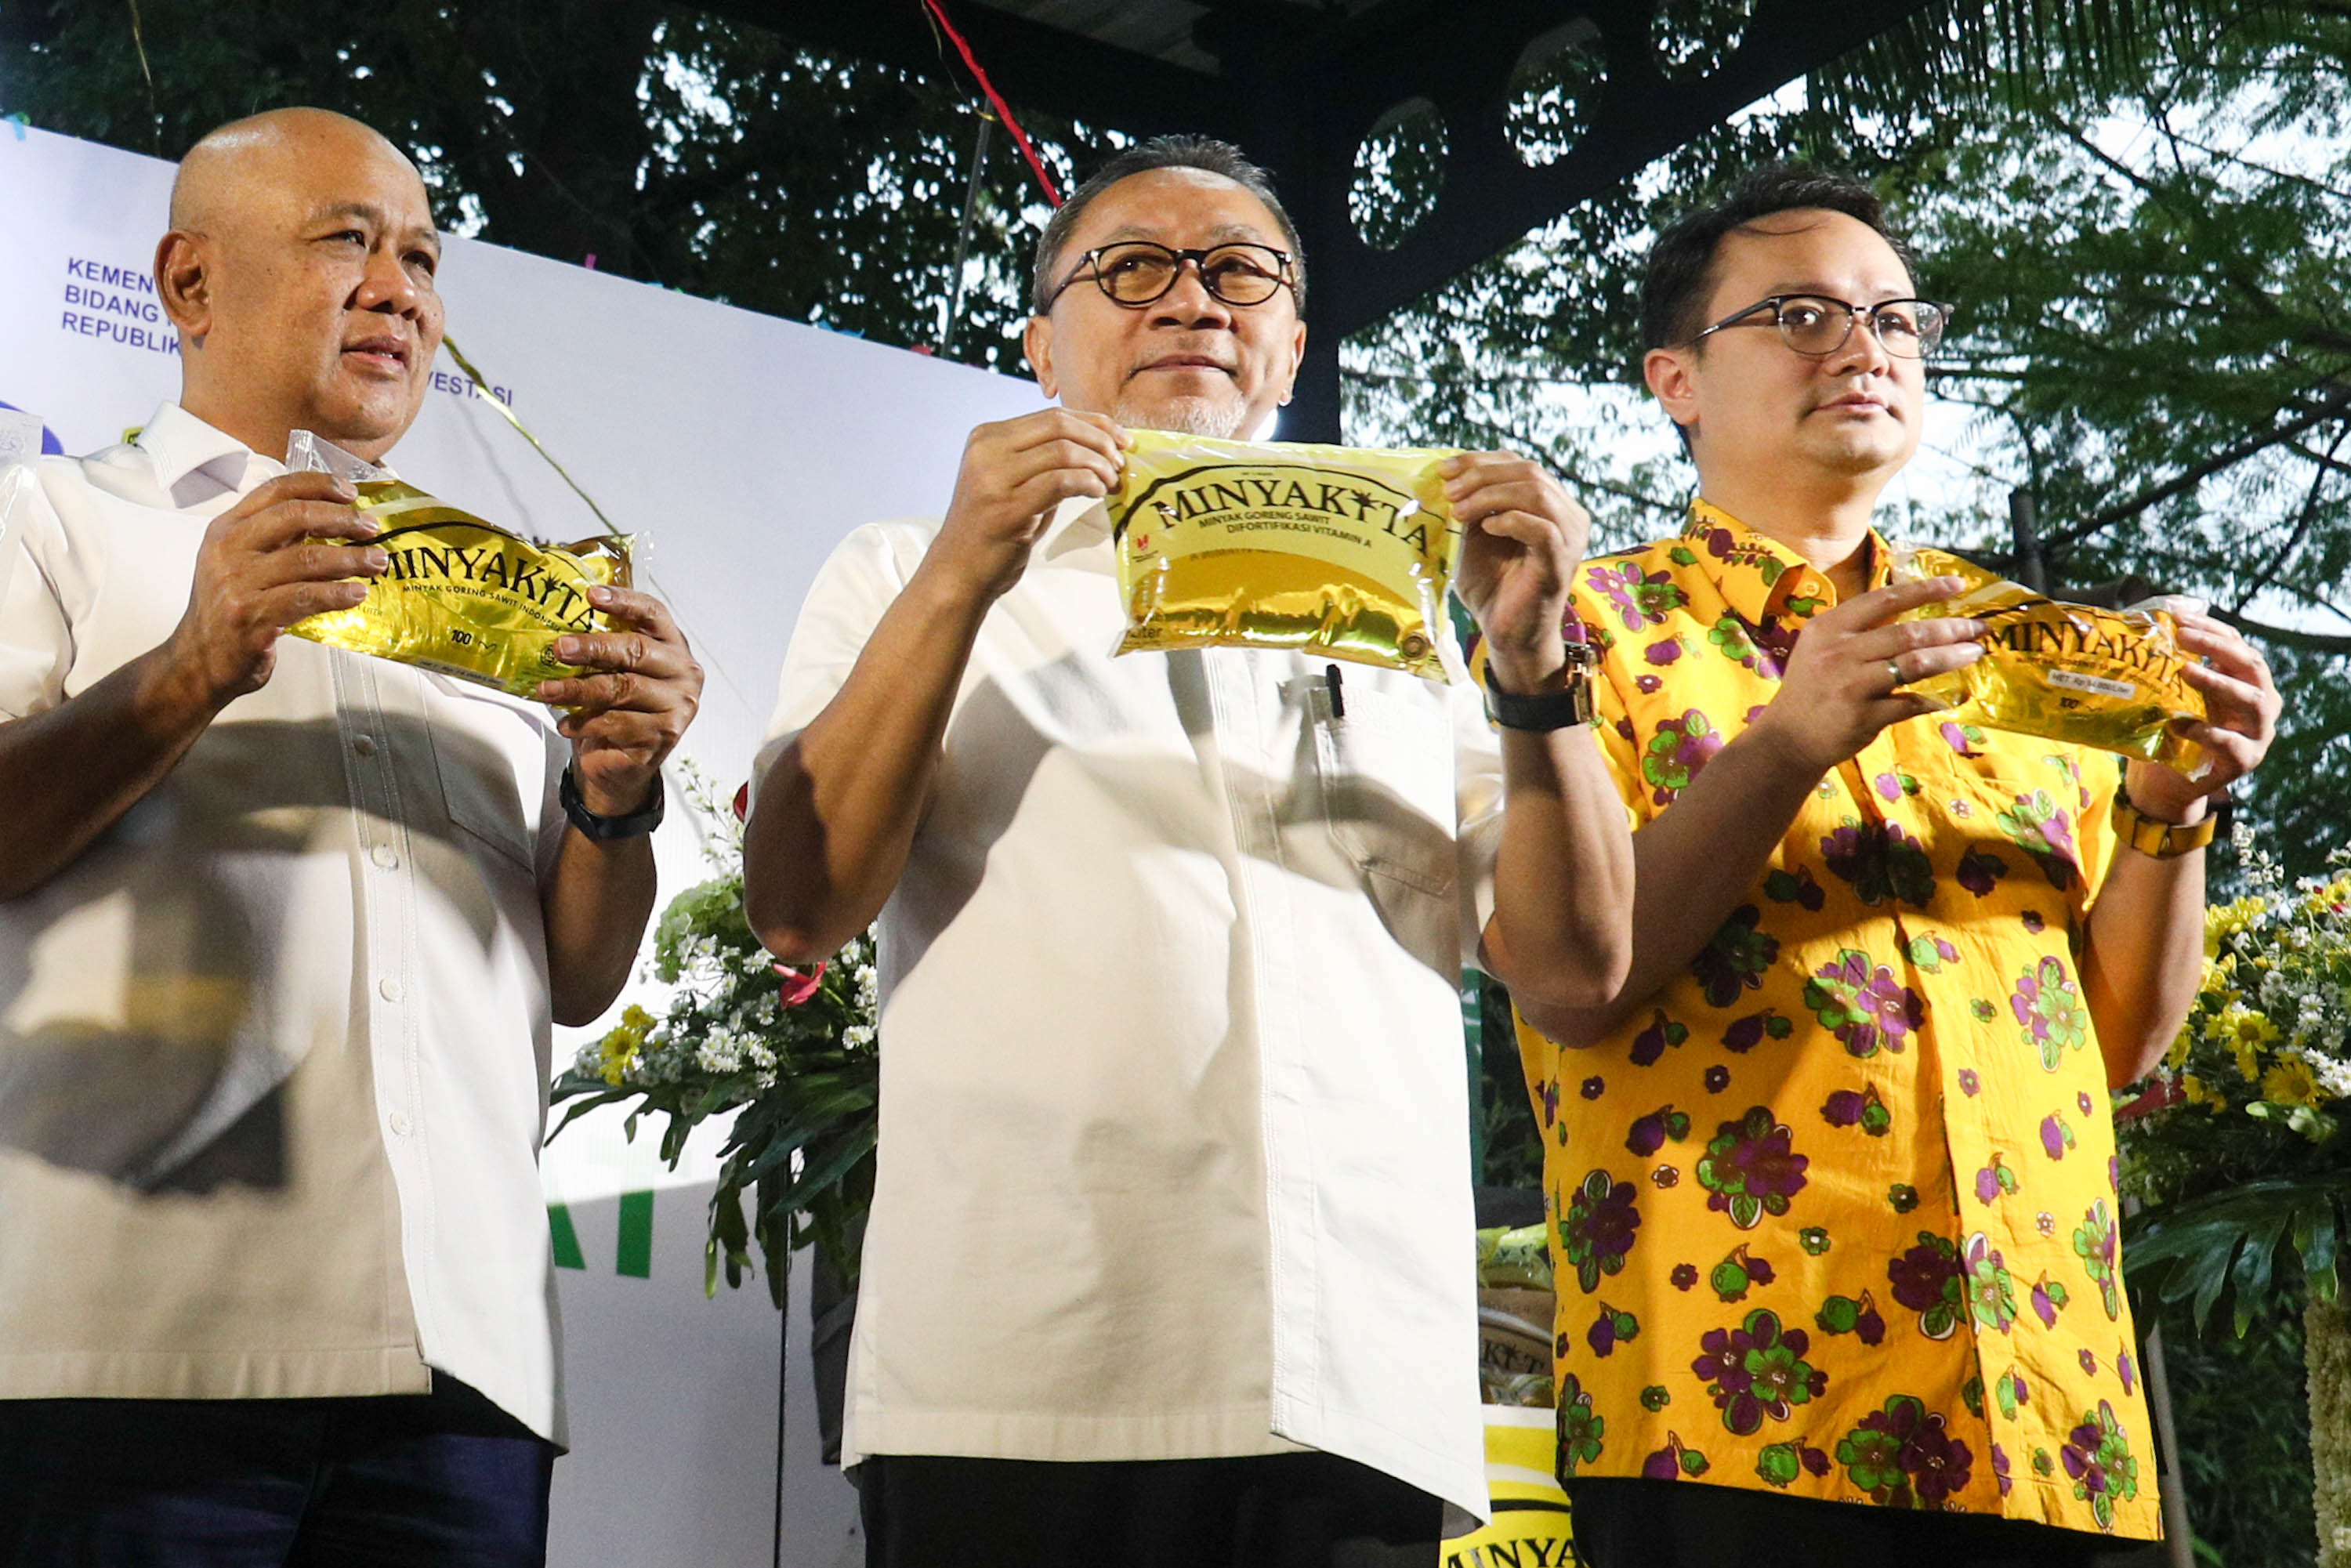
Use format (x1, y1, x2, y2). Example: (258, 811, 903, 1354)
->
(761, 497, 1505, 1517)
(0, 404, 572, 1443)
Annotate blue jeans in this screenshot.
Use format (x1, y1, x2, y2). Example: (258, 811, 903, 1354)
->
(0, 1374, 555, 1567)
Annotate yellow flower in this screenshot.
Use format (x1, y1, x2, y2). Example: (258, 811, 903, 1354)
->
(2261, 1056, 2322, 1109)
(2301, 878, 2351, 918)
(597, 1003, 657, 1086)
(2204, 895, 2268, 958)
(2205, 1004, 2280, 1081)
(2181, 1074, 2230, 1114)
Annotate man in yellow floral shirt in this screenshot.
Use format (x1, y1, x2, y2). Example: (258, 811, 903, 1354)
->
(1517, 168, 2282, 1566)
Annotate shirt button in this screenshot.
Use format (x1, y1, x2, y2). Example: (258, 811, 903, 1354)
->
(388, 1110, 412, 1137)
(371, 845, 400, 870)
(353, 733, 376, 756)
(379, 976, 405, 1003)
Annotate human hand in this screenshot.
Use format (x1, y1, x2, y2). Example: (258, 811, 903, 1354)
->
(1447, 451, 1590, 693)
(1748, 575, 1987, 778)
(2122, 611, 2280, 824)
(162, 471, 386, 709)
(537, 586, 704, 818)
(926, 409, 1128, 602)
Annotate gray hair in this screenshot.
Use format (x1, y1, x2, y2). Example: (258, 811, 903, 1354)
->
(1030, 135, 1306, 314)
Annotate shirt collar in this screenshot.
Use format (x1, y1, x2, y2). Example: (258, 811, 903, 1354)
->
(1680, 496, 1889, 625)
(135, 403, 288, 510)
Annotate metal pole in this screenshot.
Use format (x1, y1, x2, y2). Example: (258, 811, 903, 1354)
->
(941, 115, 993, 359)
(2009, 488, 2049, 594)
(2124, 1193, 2196, 1568)
(773, 1244, 791, 1568)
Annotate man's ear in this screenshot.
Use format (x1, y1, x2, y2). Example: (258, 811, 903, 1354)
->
(1024, 313, 1057, 399)
(155, 230, 212, 347)
(1275, 317, 1306, 406)
(1644, 345, 1700, 445)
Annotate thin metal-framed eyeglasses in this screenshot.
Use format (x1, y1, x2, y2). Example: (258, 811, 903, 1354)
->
(1043, 241, 1298, 310)
(1691, 294, 1955, 359)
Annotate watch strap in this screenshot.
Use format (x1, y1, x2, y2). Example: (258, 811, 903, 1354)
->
(2112, 791, 2215, 859)
(560, 766, 665, 842)
(1484, 644, 1596, 732)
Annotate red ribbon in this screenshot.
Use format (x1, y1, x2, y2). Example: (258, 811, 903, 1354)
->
(921, 0, 1063, 207)
(773, 960, 828, 1006)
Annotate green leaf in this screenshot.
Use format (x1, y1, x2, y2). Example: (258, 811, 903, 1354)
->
(706, 1182, 750, 1302)
(2230, 1206, 2289, 1337)
(772, 1123, 881, 1212)
(2124, 1175, 2351, 1337)
(2305, 1200, 2342, 1304)
(546, 1089, 631, 1141)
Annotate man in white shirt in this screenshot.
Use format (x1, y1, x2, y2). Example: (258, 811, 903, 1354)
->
(0, 109, 701, 1564)
(744, 136, 1634, 1567)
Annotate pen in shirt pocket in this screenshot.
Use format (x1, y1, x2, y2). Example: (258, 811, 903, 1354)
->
(1324, 663, 1346, 719)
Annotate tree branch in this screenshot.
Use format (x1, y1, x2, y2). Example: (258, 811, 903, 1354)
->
(2047, 402, 2346, 549)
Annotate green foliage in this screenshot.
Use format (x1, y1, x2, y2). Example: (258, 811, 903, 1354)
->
(1473, 974, 1543, 1190)
(2125, 1175, 2349, 1336)
(0, 0, 1118, 373)
(2154, 1295, 2319, 1567)
(549, 768, 878, 1302)
(2120, 838, 2351, 1335)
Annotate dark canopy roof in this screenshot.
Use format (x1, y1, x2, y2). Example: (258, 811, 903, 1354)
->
(707, 1, 1943, 435)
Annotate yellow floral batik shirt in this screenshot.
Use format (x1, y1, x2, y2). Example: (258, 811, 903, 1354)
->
(1520, 501, 2159, 1539)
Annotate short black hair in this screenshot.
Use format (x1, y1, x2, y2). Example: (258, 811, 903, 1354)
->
(1031, 135, 1305, 314)
(1639, 165, 1917, 353)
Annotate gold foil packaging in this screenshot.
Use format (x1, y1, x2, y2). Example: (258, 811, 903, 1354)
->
(282, 431, 631, 697)
(1476, 1223, 1556, 1292)
(1891, 545, 2206, 773)
(1108, 430, 1463, 679)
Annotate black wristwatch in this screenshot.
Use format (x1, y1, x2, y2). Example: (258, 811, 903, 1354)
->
(560, 766, 665, 842)
(1484, 643, 1597, 732)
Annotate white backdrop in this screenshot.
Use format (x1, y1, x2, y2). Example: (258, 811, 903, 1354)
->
(0, 121, 1045, 1566)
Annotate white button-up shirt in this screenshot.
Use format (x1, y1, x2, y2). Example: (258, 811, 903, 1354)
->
(762, 497, 1505, 1516)
(0, 404, 571, 1443)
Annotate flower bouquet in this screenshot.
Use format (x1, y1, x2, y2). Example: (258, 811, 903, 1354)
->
(2118, 833, 2351, 1328)
(549, 766, 878, 1305)
(2114, 829, 2351, 1560)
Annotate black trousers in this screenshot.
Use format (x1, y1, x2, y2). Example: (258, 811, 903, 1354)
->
(1567, 1477, 2158, 1568)
(857, 1451, 1444, 1568)
(0, 1374, 556, 1568)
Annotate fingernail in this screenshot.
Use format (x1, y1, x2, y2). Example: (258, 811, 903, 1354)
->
(587, 585, 611, 605)
(364, 548, 389, 571)
(331, 478, 357, 500)
(555, 638, 579, 660)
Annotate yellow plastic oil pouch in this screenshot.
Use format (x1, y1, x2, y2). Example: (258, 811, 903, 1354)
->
(1108, 430, 1463, 679)
(1891, 544, 2205, 773)
(282, 430, 631, 698)
(1476, 1222, 1556, 1292)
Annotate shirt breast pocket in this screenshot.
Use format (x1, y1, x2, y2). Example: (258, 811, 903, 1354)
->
(420, 675, 553, 875)
(1310, 680, 1458, 897)
(1940, 749, 2099, 900)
